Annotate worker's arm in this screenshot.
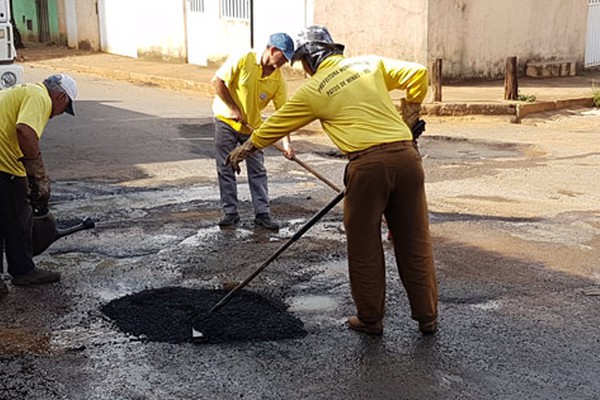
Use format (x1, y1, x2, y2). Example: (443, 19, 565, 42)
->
(271, 79, 295, 159)
(380, 58, 428, 131)
(17, 123, 41, 158)
(17, 123, 50, 210)
(380, 58, 429, 103)
(252, 89, 316, 149)
(212, 77, 243, 122)
(226, 89, 316, 173)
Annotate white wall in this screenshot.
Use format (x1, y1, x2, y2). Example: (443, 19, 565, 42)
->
(98, 0, 137, 57)
(208, 19, 251, 62)
(253, 0, 312, 50)
(64, 0, 78, 48)
(137, 0, 186, 61)
(98, 0, 186, 61)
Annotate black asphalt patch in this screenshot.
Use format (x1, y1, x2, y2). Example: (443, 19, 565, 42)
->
(101, 287, 307, 344)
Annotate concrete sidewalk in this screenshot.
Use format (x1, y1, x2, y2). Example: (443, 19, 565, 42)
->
(17, 45, 600, 120)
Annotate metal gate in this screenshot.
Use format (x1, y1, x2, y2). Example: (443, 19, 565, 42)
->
(97, 0, 138, 58)
(185, 0, 210, 66)
(585, 0, 600, 66)
(36, 0, 51, 42)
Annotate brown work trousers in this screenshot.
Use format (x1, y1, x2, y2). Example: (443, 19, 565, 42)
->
(344, 141, 438, 325)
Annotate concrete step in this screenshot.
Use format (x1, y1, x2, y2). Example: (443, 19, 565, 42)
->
(526, 60, 577, 78)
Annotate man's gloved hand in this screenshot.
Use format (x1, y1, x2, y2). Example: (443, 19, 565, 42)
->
(401, 99, 422, 131)
(412, 119, 426, 140)
(21, 155, 51, 209)
(225, 140, 259, 174)
(281, 140, 295, 160)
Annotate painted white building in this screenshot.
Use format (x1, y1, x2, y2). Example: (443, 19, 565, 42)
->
(60, 0, 598, 80)
(84, 0, 312, 66)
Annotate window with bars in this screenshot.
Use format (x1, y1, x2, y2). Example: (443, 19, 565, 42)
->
(189, 0, 205, 13)
(220, 0, 250, 20)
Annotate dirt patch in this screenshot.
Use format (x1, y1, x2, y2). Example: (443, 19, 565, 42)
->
(0, 328, 51, 355)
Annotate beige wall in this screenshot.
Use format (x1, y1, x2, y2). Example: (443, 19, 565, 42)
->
(56, 0, 100, 50)
(59, 0, 591, 80)
(429, 0, 588, 80)
(313, 0, 588, 80)
(314, 0, 429, 62)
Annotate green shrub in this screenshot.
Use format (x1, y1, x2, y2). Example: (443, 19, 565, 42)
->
(592, 83, 600, 108)
(517, 92, 537, 103)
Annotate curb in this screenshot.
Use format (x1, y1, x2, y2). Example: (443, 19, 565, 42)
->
(515, 97, 594, 120)
(77, 64, 216, 96)
(26, 61, 216, 97)
(27, 60, 596, 120)
(421, 103, 516, 116)
(418, 97, 595, 121)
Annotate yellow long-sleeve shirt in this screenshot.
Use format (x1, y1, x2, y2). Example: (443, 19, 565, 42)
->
(212, 51, 288, 134)
(250, 54, 428, 154)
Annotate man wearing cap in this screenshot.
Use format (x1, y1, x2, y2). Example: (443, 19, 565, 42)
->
(0, 73, 77, 290)
(211, 32, 295, 230)
(226, 26, 438, 335)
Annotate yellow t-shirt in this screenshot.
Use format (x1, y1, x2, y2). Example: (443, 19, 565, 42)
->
(0, 83, 52, 176)
(251, 55, 429, 153)
(212, 51, 288, 134)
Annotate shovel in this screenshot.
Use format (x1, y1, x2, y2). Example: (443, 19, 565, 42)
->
(33, 210, 95, 256)
(191, 189, 345, 342)
(272, 142, 341, 192)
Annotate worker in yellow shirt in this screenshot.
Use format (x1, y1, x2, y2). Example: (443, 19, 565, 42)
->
(0, 74, 77, 291)
(212, 33, 295, 230)
(226, 26, 438, 335)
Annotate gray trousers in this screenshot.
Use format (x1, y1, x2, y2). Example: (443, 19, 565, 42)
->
(0, 172, 36, 276)
(214, 119, 270, 215)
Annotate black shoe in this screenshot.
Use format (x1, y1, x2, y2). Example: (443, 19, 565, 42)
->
(11, 268, 61, 286)
(254, 213, 280, 230)
(218, 213, 240, 227)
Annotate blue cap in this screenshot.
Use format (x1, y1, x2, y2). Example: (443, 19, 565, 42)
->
(268, 33, 295, 61)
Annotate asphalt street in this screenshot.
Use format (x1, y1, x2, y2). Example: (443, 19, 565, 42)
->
(0, 66, 598, 400)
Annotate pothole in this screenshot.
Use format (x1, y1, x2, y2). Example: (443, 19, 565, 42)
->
(288, 295, 339, 312)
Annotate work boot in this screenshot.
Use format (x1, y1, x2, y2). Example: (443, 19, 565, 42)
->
(419, 320, 438, 335)
(11, 268, 61, 286)
(218, 213, 240, 227)
(254, 213, 279, 230)
(347, 316, 383, 335)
